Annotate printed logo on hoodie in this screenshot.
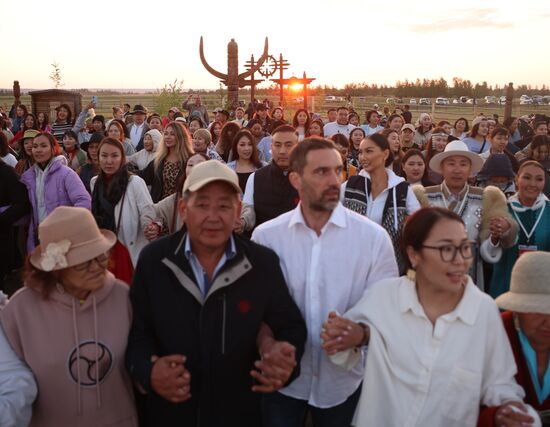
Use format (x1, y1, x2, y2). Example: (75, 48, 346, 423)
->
(68, 341, 114, 386)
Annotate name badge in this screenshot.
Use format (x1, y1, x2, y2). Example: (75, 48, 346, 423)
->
(518, 245, 537, 257)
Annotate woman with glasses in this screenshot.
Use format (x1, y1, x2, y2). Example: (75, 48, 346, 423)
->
(0, 206, 138, 426)
(413, 140, 518, 290)
(487, 161, 550, 299)
(321, 207, 537, 427)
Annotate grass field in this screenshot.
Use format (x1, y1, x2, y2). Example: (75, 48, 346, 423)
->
(2, 93, 550, 125)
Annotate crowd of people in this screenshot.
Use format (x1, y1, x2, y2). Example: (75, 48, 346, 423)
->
(0, 96, 549, 427)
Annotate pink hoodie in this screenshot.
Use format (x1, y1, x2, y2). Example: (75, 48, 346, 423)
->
(0, 272, 138, 427)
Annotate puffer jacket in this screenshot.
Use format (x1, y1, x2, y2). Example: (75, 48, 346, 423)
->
(21, 158, 91, 251)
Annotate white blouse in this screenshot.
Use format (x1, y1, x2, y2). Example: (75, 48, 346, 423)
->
(331, 276, 526, 427)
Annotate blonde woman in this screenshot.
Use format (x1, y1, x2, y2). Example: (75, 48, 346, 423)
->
(139, 121, 194, 202)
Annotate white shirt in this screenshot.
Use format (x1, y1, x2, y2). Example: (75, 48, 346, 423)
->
(323, 122, 356, 138)
(0, 324, 37, 427)
(340, 169, 421, 225)
(129, 123, 145, 148)
(1, 154, 17, 168)
(252, 203, 398, 408)
(331, 276, 526, 427)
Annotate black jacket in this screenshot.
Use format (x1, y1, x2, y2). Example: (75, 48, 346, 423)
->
(126, 230, 306, 427)
(0, 161, 30, 276)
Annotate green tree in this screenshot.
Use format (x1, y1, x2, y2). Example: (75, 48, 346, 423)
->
(155, 78, 185, 116)
(49, 62, 64, 89)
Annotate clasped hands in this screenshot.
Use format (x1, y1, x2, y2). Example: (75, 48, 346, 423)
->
(150, 340, 297, 403)
(321, 311, 369, 356)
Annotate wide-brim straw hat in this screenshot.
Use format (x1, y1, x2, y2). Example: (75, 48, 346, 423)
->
(30, 206, 116, 272)
(496, 251, 550, 314)
(429, 140, 484, 175)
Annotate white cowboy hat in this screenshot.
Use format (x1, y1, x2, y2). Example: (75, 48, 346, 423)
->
(496, 252, 550, 315)
(429, 140, 484, 175)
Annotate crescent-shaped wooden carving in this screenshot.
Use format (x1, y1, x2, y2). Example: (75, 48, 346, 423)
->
(199, 36, 227, 80)
(237, 37, 269, 79)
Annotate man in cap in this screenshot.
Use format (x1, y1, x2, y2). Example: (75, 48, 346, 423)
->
(127, 105, 149, 150)
(126, 160, 306, 427)
(400, 123, 421, 151)
(413, 140, 517, 290)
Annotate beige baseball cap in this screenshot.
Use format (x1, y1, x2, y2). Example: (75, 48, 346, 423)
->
(183, 160, 241, 194)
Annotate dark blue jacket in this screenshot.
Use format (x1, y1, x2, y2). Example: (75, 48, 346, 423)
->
(126, 229, 306, 427)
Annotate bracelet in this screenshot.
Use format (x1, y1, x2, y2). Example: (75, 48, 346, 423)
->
(356, 322, 370, 348)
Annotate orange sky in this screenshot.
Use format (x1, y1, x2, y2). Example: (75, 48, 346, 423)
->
(3, 1, 550, 90)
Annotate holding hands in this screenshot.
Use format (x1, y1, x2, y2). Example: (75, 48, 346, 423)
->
(251, 338, 297, 393)
(321, 311, 369, 356)
(150, 354, 191, 403)
(494, 401, 537, 427)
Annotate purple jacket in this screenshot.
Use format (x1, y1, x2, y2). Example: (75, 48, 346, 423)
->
(21, 159, 91, 251)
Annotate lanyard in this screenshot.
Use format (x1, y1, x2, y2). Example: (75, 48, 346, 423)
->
(512, 202, 545, 243)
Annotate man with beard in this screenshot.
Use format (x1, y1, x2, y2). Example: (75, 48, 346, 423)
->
(252, 138, 398, 427)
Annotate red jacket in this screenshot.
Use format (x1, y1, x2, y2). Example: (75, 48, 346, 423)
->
(478, 311, 550, 426)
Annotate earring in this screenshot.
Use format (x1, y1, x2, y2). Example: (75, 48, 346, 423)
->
(406, 268, 416, 282)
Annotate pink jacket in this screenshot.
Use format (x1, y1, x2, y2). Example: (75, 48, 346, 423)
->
(0, 272, 138, 427)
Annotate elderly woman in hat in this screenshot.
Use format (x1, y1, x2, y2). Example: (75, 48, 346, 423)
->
(0, 206, 138, 427)
(479, 251, 550, 427)
(487, 161, 550, 299)
(413, 139, 518, 290)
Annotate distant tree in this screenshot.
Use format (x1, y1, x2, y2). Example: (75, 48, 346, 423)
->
(49, 62, 64, 89)
(155, 78, 185, 115)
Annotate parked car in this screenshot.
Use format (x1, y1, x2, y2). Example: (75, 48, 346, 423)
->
(452, 98, 460, 104)
(520, 98, 533, 105)
(543, 96, 550, 105)
(419, 98, 430, 105)
(435, 97, 450, 105)
(466, 98, 475, 104)
(325, 95, 337, 101)
(484, 96, 497, 104)
(386, 97, 396, 104)
(459, 96, 469, 103)
(409, 98, 417, 104)
(499, 96, 507, 105)
(520, 94, 532, 102)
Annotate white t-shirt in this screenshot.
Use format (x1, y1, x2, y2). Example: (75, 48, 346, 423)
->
(323, 122, 356, 138)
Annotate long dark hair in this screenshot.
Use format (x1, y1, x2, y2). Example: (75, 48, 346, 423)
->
(231, 129, 262, 168)
(292, 108, 311, 132)
(399, 149, 431, 185)
(92, 138, 131, 232)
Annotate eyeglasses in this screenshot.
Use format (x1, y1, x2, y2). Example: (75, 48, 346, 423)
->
(73, 253, 109, 271)
(421, 241, 475, 262)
